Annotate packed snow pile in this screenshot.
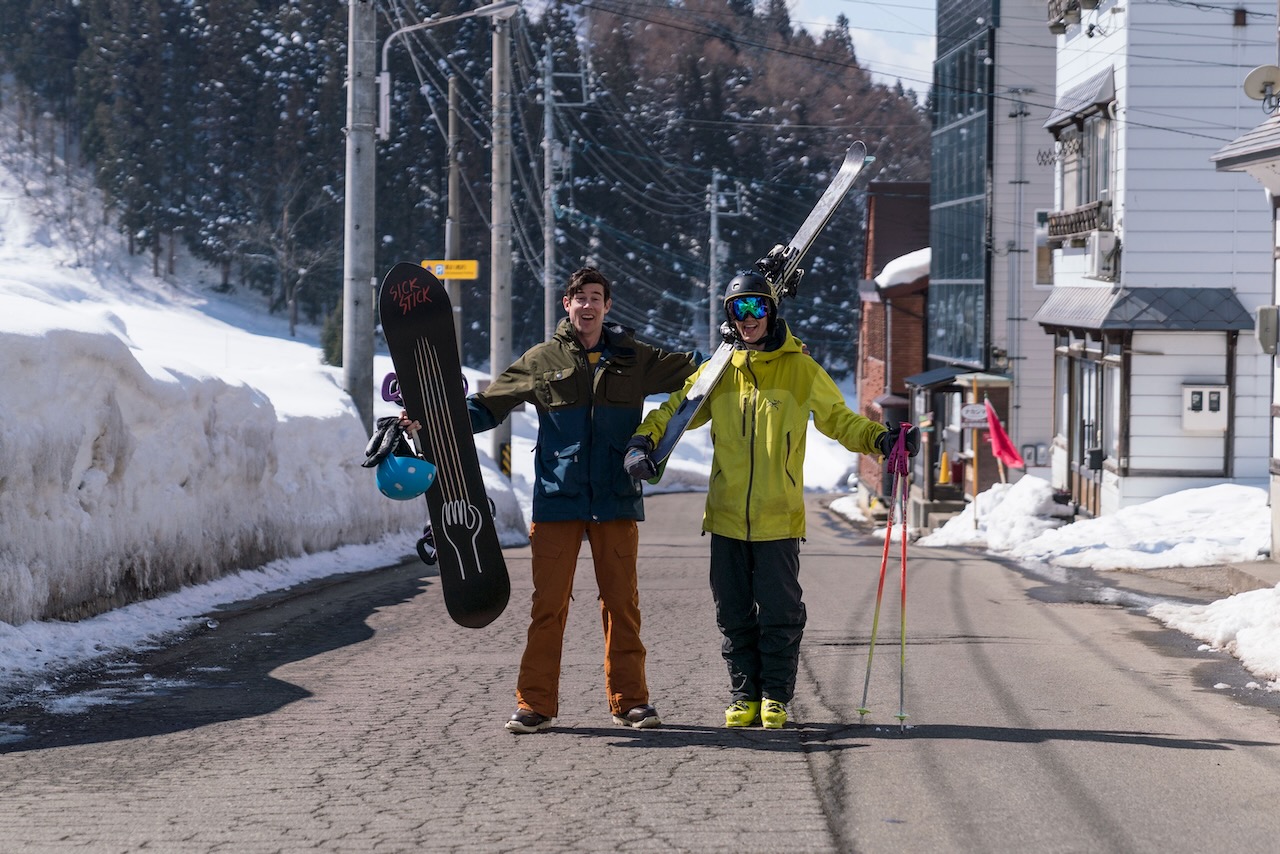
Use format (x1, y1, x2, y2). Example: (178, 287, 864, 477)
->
(917, 477, 1270, 572)
(1151, 588, 1280, 683)
(1003, 483, 1270, 571)
(0, 154, 527, 627)
(916, 475, 1072, 551)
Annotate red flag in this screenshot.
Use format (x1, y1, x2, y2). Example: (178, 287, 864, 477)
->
(985, 399, 1025, 468)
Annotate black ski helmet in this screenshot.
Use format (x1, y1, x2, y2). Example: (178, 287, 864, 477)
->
(722, 270, 777, 326)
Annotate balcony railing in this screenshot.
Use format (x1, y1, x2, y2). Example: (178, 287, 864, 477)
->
(1048, 0, 1100, 31)
(1047, 0, 1083, 32)
(1047, 200, 1111, 245)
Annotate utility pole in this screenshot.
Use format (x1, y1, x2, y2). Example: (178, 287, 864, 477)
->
(490, 15, 513, 476)
(706, 170, 742, 352)
(540, 41, 590, 339)
(1006, 87, 1032, 442)
(378, 3, 520, 365)
(343, 0, 376, 434)
(542, 41, 557, 339)
(706, 170, 720, 353)
(446, 76, 463, 361)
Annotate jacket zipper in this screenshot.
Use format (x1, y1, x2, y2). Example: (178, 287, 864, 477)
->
(584, 349, 599, 512)
(744, 358, 760, 540)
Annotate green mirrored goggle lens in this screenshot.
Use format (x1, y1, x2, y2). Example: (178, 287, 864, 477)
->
(729, 296, 769, 321)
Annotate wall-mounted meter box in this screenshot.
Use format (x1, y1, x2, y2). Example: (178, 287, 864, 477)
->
(1257, 305, 1279, 355)
(1181, 383, 1228, 432)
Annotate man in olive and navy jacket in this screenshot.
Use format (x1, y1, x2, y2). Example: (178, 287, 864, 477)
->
(467, 266, 696, 734)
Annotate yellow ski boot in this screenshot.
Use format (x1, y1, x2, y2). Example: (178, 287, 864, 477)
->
(724, 699, 761, 727)
(761, 699, 788, 729)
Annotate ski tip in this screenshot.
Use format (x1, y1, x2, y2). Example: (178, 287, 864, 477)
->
(864, 155, 876, 164)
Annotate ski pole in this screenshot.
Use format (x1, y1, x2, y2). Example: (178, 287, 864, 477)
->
(895, 444, 911, 731)
(857, 425, 913, 725)
(856, 464, 897, 722)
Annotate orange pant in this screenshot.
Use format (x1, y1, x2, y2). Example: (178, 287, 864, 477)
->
(516, 518, 648, 717)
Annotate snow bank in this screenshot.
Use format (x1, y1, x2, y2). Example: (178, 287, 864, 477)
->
(1151, 585, 1280, 682)
(0, 283, 422, 625)
(0, 152, 528, 627)
(917, 475, 1070, 551)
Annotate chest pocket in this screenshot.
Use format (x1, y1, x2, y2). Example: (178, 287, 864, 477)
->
(536, 364, 580, 408)
(602, 361, 641, 405)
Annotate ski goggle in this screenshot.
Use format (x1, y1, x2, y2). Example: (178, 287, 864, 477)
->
(728, 296, 771, 321)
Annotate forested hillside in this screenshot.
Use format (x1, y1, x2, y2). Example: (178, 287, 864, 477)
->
(0, 0, 930, 376)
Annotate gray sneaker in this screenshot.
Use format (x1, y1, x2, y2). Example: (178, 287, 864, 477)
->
(505, 708, 554, 734)
(612, 704, 661, 729)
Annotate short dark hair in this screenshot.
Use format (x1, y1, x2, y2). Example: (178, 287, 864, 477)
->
(566, 266, 611, 302)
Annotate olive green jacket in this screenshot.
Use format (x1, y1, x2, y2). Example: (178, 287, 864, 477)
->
(470, 319, 696, 523)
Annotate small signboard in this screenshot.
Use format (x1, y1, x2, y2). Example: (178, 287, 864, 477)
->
(421, 259, 479, 280)
(960, 403, 988, 430)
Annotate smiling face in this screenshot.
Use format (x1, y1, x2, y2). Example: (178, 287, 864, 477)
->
(563, 282, 611, 348)
(733, 314, 769, 348)
(727, 294, 772, 349)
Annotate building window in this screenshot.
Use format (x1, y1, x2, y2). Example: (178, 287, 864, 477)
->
(929, 25, 993, 367)
(1073, 356, 1101, 464)
(1058, 112, 1112, 211)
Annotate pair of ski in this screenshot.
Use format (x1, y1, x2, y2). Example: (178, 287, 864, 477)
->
(649, 140, 871, 470)
(375, 139, 871, 630)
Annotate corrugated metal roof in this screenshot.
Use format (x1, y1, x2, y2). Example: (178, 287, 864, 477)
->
(1033, 287, 1254, 331)
(1044, 66, 1115, 131)
(1031, 286, 1117, 328)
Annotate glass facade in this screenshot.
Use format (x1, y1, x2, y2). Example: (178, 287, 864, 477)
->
(929, 4, 994, 367)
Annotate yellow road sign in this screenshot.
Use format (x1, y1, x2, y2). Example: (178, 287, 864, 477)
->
(420, 259, 479, 280)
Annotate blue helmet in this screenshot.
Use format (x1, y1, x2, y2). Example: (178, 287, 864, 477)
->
(376, 454, 437, 500)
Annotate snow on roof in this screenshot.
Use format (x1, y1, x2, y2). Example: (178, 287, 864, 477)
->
(874, 246, 930, 289)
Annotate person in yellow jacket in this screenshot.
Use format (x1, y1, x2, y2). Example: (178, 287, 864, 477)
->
(625, 269, 919, 729)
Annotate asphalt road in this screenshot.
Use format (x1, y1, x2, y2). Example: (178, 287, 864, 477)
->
(2, 491, 1279, 853)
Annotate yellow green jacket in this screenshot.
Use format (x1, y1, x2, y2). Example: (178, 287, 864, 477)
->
(634, 324, 886, 541)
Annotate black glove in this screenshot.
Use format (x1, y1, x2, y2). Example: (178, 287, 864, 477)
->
(876, 424, 920, 458)
(363, 416, 410, 468)
(624, 435, 658, 480)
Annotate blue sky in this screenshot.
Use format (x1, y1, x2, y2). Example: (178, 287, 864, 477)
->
(788, 0, 936, 94)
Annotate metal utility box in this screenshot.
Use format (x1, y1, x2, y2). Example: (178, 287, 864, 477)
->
(1181, 383, 1228, 432)
(1257, 305, 1279, 355)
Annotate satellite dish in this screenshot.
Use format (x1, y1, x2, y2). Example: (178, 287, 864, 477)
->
(1243, 65, 1280, 101)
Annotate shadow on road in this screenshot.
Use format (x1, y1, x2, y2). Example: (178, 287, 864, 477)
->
(554, 721, 868, 753)
(0, 560, 435, 755)
(874, 723, 1280, 750)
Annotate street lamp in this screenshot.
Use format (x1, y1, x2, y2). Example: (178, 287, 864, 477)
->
(377, 0, 519, 141)
(343, 0, 517, 434)
(373, 0, 518, 475)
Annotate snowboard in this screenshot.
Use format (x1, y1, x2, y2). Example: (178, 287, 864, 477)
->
(650, 140, 872, 472)
(378, 262, 510, 629)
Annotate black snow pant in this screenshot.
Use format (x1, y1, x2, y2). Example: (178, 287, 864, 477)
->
(709, 534, 805, 705)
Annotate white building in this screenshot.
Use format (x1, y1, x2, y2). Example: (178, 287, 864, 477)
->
(1032, 0, 1274, 516)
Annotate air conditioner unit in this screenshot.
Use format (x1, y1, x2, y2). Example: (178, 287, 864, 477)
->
(1085, 230, 1117, 280)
